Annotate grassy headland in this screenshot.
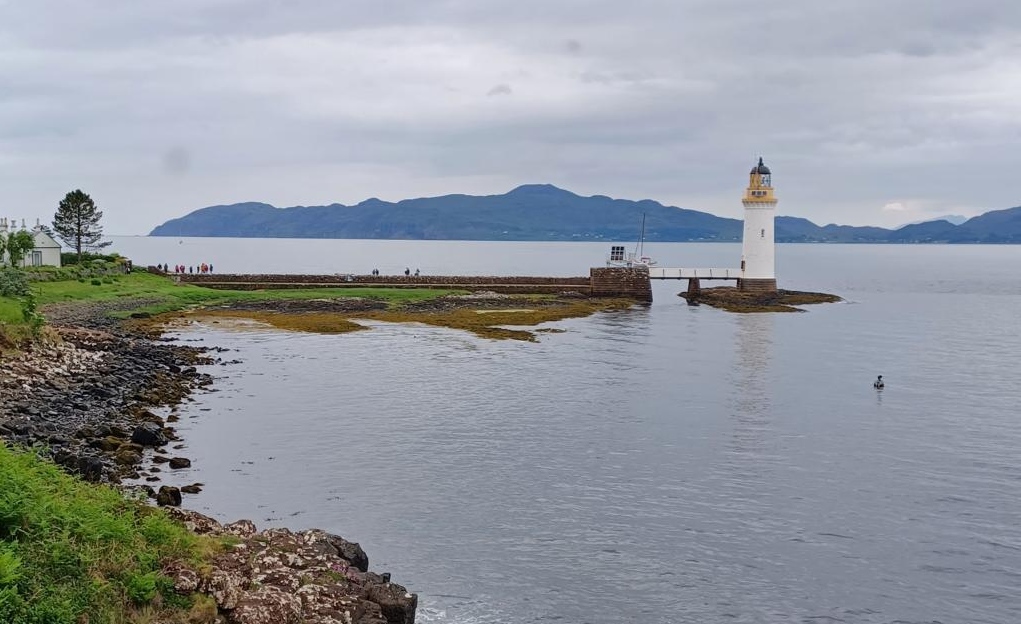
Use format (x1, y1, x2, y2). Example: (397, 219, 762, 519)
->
(0, 442, 220, 624)
(33, 271, 458, 311)
(0, 271, 635, 343)
(0, 271, 466, 347)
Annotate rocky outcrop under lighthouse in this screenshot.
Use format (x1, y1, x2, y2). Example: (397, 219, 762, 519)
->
(679, 286, 841, 312)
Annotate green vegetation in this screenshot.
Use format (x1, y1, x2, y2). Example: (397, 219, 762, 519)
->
(0, 231, 35, 268)
(32, 272, 458, 311)
(60, 251, 124, 267)
(0, 268, 43, 346)
(1, 271, 462, 345)
(1, 270, 640, 343)
(25, 260, 129, 282)
(0, 443, 217, 624)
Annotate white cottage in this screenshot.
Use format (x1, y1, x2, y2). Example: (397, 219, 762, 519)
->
(0, 218, 62, 267)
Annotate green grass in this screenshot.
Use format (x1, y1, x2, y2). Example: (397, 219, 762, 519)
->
(3, 271, 462, 349)
(33, 272, 459, 313)
(0, 298, 21, 324)
(0, 443, 218, 624)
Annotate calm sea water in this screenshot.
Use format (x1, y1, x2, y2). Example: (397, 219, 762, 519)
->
(110, 237, 1021, 624)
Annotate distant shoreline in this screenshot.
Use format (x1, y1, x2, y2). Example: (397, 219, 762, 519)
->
(140, 234, 1021, 245)
(146, 185, 1021, 244)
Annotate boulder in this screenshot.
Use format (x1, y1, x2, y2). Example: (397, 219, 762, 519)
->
(76, 455, 105, 482)
(363, 584, 418, 624)
(164, 507, 223, 534)
(115, 449, 143, 466)
(131, 422, 168, 447)
(326, 533, 369, 572)
(168, 457, 192, 469)
(156, 485, 182, 507)
(88, 436, 122, 452)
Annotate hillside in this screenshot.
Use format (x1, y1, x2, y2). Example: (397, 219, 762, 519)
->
(150, 184, 1021, 243)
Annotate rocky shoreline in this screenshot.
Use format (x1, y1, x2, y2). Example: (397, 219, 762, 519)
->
(0, 305, 214, 489)
(0, 298, 418, 624)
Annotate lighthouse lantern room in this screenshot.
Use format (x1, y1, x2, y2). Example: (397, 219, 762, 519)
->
(739, 156, 778, 292)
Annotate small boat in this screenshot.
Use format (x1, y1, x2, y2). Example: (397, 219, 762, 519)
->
(606, 214, 657, 268)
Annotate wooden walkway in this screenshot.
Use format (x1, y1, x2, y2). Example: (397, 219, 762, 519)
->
(647, 267, 742, 280)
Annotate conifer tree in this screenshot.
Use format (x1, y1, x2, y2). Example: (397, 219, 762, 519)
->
(53, 189, 110, 263)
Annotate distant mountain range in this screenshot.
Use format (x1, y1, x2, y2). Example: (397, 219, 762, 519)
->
(149, 184, 1021, 243)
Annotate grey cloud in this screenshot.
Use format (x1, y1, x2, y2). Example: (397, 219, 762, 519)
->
(1, 0, 1020, 233)
(487, 83, 513, 96)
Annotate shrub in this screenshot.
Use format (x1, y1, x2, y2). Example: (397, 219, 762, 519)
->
(60, 251, 122, 266)
(0, 268, 29, 298)
(124, 571, 159, 604)
(90, 279, 102, 286)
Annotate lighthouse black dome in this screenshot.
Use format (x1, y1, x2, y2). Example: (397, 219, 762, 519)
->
(750, 157, 771, 175)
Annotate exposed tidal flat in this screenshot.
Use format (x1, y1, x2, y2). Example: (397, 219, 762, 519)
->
(90, 239, 1021, 624)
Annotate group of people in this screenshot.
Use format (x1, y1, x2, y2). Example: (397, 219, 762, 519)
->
(159, 263, 214, 274)
(368, 268, 420, 277)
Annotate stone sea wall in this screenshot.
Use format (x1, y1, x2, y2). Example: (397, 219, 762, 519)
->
(175, 271, 656, 300)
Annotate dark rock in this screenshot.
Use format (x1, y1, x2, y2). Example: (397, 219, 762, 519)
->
(156, 485, 182, 507)
(168, 457, 192, 469)
(47, 434, 71, 446)
(88, 436, 122, 452)
(363, 583, 418, 624)
(76, 455, 105, 482)
(152, 455, 171, 464)
(327, 534, 369, 572)
(115, 449, 142, 465)
(181, 483, 203, 494)
(131, 422, 168, 447)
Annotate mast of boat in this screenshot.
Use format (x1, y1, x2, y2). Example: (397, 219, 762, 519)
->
(636, 213, 647, 258)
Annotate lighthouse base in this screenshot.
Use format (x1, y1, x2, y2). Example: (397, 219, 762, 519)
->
(738, 278, 777, 293)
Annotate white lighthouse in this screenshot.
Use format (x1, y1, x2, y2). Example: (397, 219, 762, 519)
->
(739, 156, 778, 292)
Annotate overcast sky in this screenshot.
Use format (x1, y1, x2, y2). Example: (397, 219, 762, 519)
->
(2, 0, 1020, 234)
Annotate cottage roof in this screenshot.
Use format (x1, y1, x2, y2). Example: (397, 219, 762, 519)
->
(32, 229, 62, 249)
